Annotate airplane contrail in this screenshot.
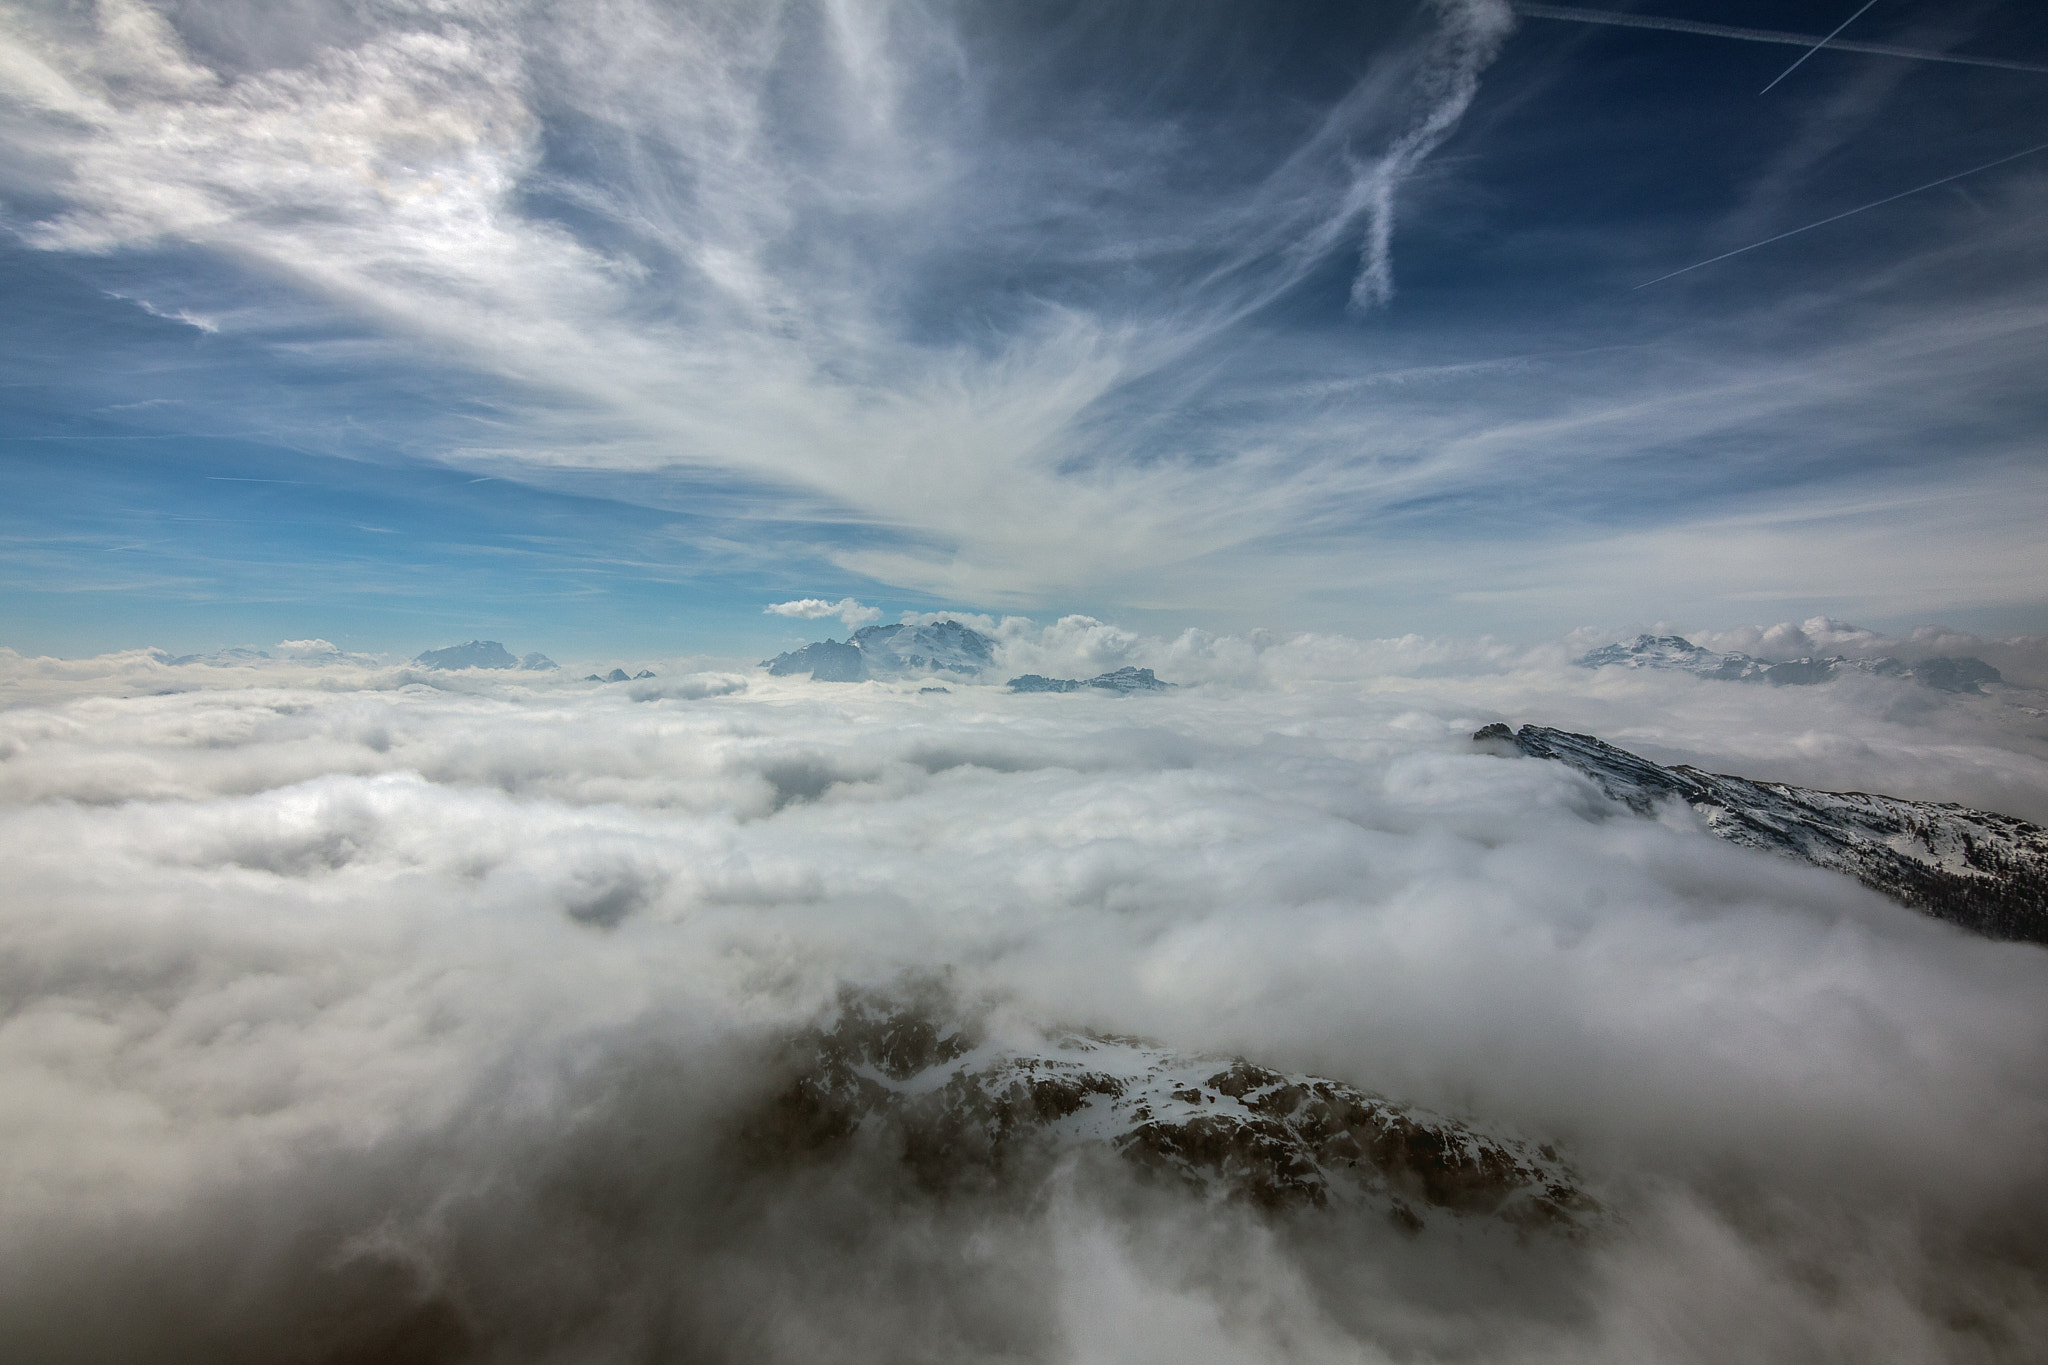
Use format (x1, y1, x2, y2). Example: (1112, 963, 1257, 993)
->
(1512, 3, 2048, 75)
(1634, 140, 2048, 288)
(1759, 0, 1878, 94)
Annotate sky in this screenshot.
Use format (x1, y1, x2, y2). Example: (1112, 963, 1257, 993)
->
(8, 9, 2048, 1357)
(2, 0, 2047, 658)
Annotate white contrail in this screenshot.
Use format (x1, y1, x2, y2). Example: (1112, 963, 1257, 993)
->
(1512, 3, 2048, 75)
(1759, 0, 1878, 94)
(1634, 141, 2048, 288)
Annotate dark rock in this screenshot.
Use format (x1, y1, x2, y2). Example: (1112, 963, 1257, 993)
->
(1912, 657, 2003, 693)
(762, 639, 869, 682)
(1006, 674, 1082, 693)
(1008, 667, 1173, 694)
(747, 987, 1595, 1230)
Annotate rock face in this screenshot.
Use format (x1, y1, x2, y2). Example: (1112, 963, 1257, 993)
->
(1007, 667, 1172, 694)
(414, 640, 521, 670)
(763, 639, 870, 682)
(1574, 635, 2002, 693)
(762, 620, 998, 682)
(754, 988, 1594, 1233)
(1477, 723, 2048, 944)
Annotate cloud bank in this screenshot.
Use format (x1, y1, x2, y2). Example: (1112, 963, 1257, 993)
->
(2, 625, 2046, 1361)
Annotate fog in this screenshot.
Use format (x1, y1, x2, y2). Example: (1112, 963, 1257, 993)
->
(2, 624, 2046, 1362)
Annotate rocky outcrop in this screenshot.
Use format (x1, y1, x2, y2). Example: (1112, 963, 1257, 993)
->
(762, 639, 869, 682)
(752, 988, 1594, 1234)
(1007, 667, 1172, 694)
(1477, 723, 2048, 943)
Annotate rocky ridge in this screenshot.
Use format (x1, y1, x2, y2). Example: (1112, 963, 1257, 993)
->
(756, 988, 1595, 1234)
(1476, 723, 2048, 943)
(1007, 667, 1172, 694)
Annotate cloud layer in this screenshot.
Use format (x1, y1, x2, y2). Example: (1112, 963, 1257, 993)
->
(3, 627, 2046, 1360)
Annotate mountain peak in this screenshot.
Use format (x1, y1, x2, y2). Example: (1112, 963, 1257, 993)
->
(1574, 637, 2001, 693)
(763, 619, 997, 682)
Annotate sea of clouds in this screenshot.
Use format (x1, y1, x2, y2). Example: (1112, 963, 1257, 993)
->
(3, 618, 2047, 1363)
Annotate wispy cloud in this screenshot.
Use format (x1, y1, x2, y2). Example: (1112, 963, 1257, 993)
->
(1, 0, 2041, 633)
(0, 0, 1513, 603)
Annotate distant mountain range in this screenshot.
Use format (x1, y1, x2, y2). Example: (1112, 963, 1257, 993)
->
(1576, 634, 2002, 692)
(759, 986, 1594, 1231)
(1476, 723, 2048, 944)
(413, 641, 557, 671)
(1007, 666, 1172, 694)
(157, 643, 381, 667)
(763, 620, 997, 682)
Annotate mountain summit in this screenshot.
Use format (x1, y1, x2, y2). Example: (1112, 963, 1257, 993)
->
(414, 641, 557, 671)
(763, 620, 997, 682)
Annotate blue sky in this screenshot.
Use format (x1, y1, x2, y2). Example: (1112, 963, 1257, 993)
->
(2, 0, 2045, 659)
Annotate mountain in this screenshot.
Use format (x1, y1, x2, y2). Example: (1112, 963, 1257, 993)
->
(1475, 723, 2048, 943)
(762, 638, 869, 682)
(1007, 666, 1172, 694)
(413, 640, 561, 671)
(1574, 635, 2002, 693)
(850, 620, 996, 675)
(159, 642, 384, 668)
(762, 620, 998, 682)
(756, 987, 1594, 1232)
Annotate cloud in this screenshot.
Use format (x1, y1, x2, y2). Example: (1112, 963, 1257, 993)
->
(0, 0, 1535, 609)
(1, 629, 2046, 1358)
(765, 597, 883, 631)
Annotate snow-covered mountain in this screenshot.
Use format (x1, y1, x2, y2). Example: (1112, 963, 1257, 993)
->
(763, 620, 997, 682)
(1574, 634, 2001, 692)
(1007, 666, 1173, 694)
(414, 641, 557, 671)
(758, 987, 1594, 1232)
(1476, 723, 2048, 943)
